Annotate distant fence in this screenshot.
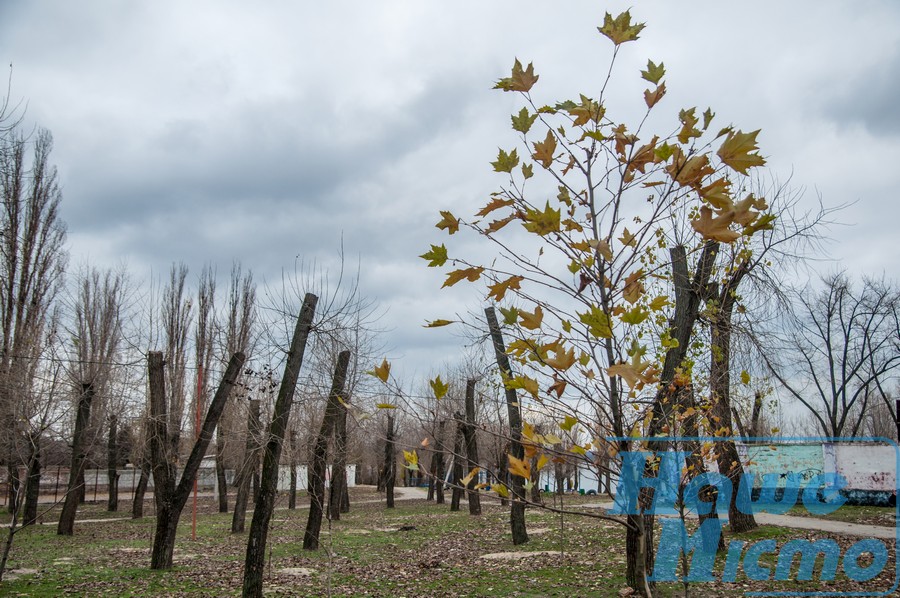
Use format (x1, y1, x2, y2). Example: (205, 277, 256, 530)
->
(1, 463, 358, 506)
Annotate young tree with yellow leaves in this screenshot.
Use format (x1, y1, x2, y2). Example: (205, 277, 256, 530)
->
(417, 9, 774, 595)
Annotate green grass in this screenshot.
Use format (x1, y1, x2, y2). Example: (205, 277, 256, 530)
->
(0, 491, 895, 596)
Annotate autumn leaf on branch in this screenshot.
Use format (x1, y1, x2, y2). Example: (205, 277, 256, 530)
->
(511, 107, 538, 134)
(430, 375, 449, 399)
(491, 148, 520, 173)
(644, 82, 666, 109)
(532, 130, 557, 168)
(477, 196, 514, 218)
(424, 319, 455, 328)
(641, 59, 665, 84)
(598, 10, 646, 45)
(494, 58, 539, 92)
(419, 244, 448, 267)
(508, 454, 531, 479)
(717, 129, 766, 174)
(487, 275, 524, 302)
(367, 359, 391, 383)
(436, 210, 460, 234)
(518, 305, 544, 329)
(403, 450, 420, 471)
(522, 202, 560, 236)
(691, 205, 740, 242)
(460, 467, 480, 487)
(442, 266, 484, 288)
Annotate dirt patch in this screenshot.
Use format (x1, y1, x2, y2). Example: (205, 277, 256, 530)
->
(479, 550, 560, 561)
(278, 567, 315, 577)
(4, 568, 38, 581)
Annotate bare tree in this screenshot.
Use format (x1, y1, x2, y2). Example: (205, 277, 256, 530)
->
(161, 263, 192, 458)
(0, 128, 67, 512)
(765, 273, 900, 437)
(58, 266, 125, 535)
(217, 263, 256, 512)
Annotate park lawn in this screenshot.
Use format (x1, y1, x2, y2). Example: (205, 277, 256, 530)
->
(0, 493, 895, 596)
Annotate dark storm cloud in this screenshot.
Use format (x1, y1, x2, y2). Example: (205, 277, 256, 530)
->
(825, 48, 900, 137)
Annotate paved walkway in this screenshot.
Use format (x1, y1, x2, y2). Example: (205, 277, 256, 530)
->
(580, 500, 896, 540)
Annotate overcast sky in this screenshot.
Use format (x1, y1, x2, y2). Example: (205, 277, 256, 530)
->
(2, 1, 898, 384)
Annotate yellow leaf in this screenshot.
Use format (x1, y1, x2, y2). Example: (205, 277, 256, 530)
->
(590, 239, 614, 261)
(547, 376, 567, 398)
(487, 275, 524, 303)
(598, 10, 646, 45)
(506, 374, 539, 399)
(578, 305, 612, 339)
(644, 82, 666, 109)
(519, 305, 544, 330)
(536, 454, 550, 472)
(460, 467, 480, 487)
(691, 206, 740, 242)
(493, 483, 510, 498)
(570, 445, 587, 456)
(623, 270, 645, 304)
(559, 415, 578, 432)
(544, 344, 576, 371)
(486, 214, 517, 234)
(522, 201, 561, 236)
(522, 421, 536, 441)
(442, 267, 484, 288)
(424, 319, 455, 328)
(477, 196, 515, 218)
(649, 295, 669, 311)
(375, 403, 396, 409)
(618, 227, 637, 247)
(508, 454, 531, 479)
(436, 210, 459, 234)
(368, 359, 391, 383)
(419, 244, 448, 267)
(491, 148, 519, 173)
(430, 375, 449, 400)
(403, 450, 419, 470)
(641, 59, 665, 84)
(717, 129, 766, 174)
(740, 370, 751, 385)
(532, 130, 557, 169)
(494, 59, 539, 93)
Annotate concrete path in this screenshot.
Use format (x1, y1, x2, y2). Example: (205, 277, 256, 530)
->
(580, 500, 896, 540)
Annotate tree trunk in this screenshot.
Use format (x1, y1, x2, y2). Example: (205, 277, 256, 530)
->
(132, 418, 152, 519)
(216, 425, 229, 513)
(303, 350, 350, 551)
(242, 293, 317, 597)
(22, 434, 41, 526)
(149, 350, 246, 570)
(328, 402, 349, 519)
(710, 264, 757, 533)
(462, 379, 482, 516)
(288, 431, 298, 510)
(107, 416, 119, 512)
(5, 465, 20, 515)
(485, 307, 528, 544)
(626, 242, 720, 594)
(232, 399, 261, 534)
(384, 414, 395, 509)
(433, 420, 446, 505)
(450, 419, 464, 512)
(58, 383, 94, 535)
(132, 463, 150, 519)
